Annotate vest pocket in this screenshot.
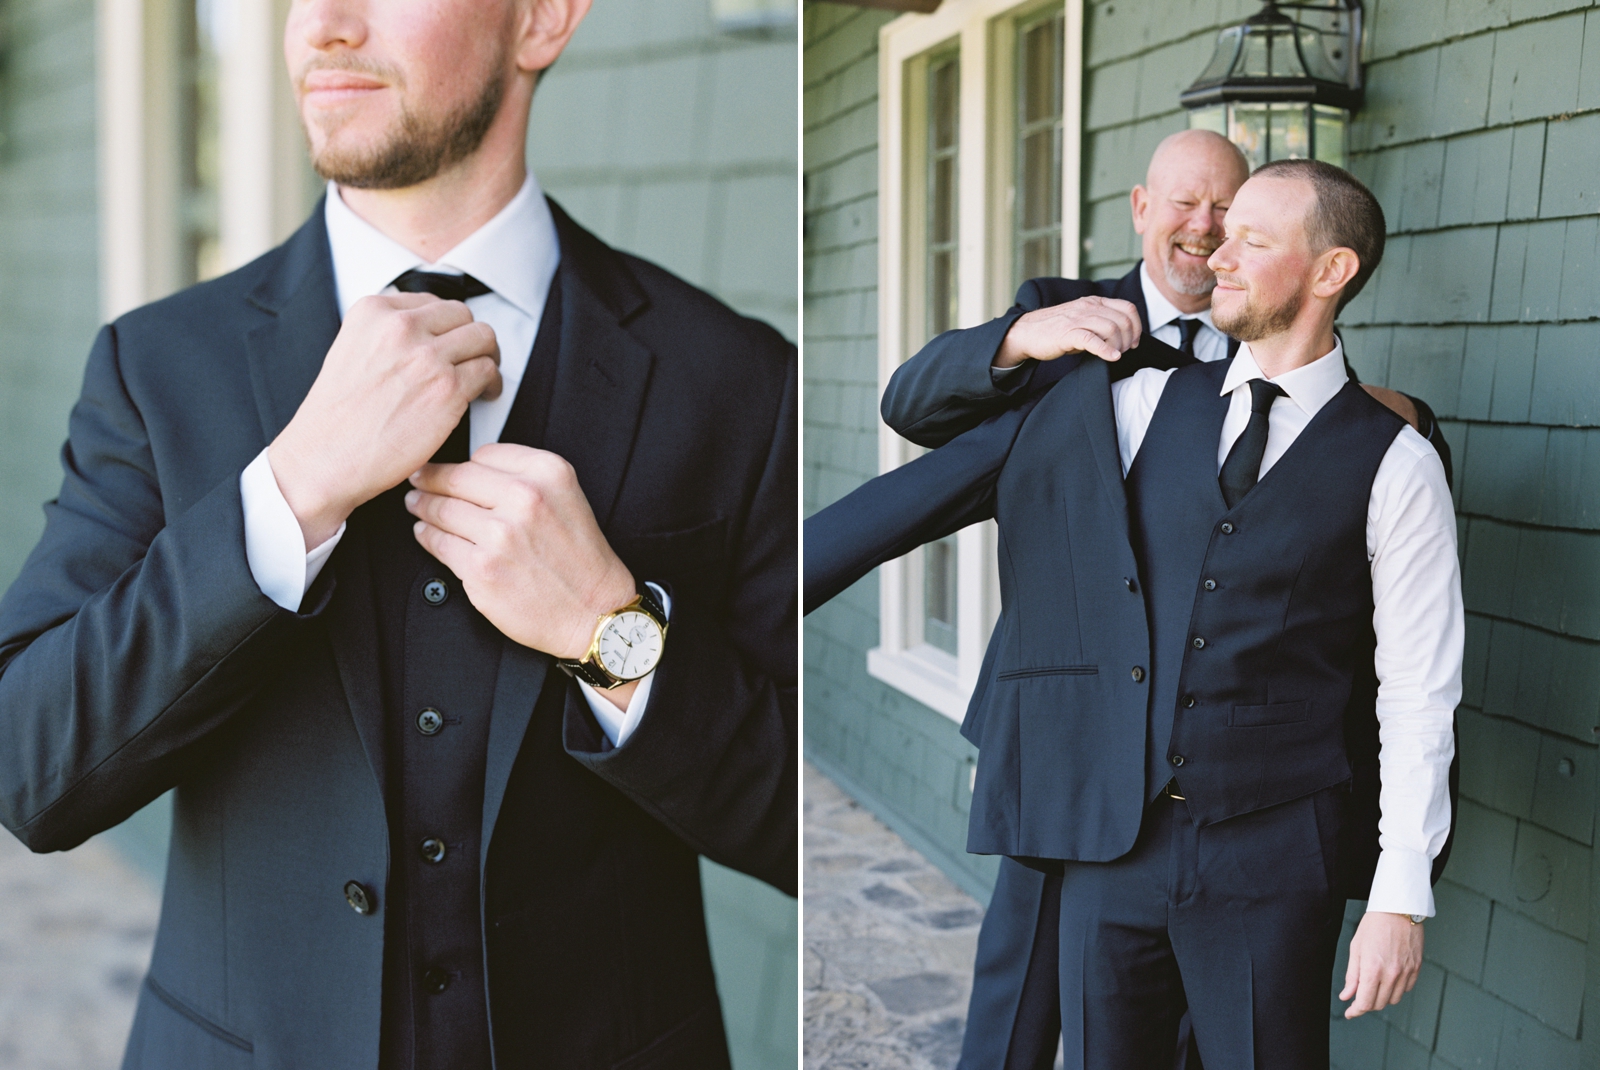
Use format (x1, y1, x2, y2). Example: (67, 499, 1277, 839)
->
(997, 665, 1098, 680)
(1228, 700, 1311, 727)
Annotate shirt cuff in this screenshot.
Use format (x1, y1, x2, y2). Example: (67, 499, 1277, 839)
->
(990, 363, 1029, 387)
(574, 583, 671, 748)
(1364, 846, 1436, 918)
(240, 449, 345, 612)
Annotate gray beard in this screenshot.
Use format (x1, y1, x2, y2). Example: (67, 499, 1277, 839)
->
(1164, 255, 1218, 297)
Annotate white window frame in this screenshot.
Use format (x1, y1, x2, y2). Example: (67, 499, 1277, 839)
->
(868, 0, 1083, 721)
(98, 0, 315, 321)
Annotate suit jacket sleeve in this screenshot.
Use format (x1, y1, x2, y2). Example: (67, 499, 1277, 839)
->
(0, 324, 327, 852)
(561, 348, 799, 897)
(804, 400, 1036, 614)
(880, 277, 1097, 448)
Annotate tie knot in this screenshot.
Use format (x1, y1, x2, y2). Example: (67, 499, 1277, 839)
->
(391, 269, 492, 302)
(1247, 377, 1284, 414)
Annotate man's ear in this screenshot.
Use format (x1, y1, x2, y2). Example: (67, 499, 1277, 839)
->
(1130, 185, 1151, 235)
(1313, 246, 1361, 304)
(515, 0, 594, 74)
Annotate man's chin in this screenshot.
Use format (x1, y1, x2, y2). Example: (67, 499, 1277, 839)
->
(1163, 258, 1218, 298)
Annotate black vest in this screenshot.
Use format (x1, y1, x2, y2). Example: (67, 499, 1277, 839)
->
(1125, 360, 1401, 829)
(360, 275, 562, 1070)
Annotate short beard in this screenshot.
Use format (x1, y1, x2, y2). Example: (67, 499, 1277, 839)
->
(1164, 255, 1218, 297)
(1212, 282, 1303, 342)
(309, 66, 507, 190)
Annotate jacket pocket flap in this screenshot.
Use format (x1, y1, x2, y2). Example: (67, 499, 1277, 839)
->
(1229, 700, 1311, 727)
(997, 665, 1098, 680)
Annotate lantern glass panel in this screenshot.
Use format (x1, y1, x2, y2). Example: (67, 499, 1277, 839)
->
(1196, 25, 1245, 83)
(1295, 24, 1343, 82)
(1189, 104, 1227, 136)
(1313, 104, 1346, 167)
(1228, 103, 1270, 169)
(1269, 103, 1311, 161)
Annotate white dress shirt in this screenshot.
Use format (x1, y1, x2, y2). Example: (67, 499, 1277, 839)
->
(1139, 262, 1231, 365)
(1112, 340, 1462, 917)
(239, 175, 660, 747)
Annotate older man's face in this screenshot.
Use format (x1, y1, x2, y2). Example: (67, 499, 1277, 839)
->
(285, 0, 518, 189)
(1206, 175, 1320, 342)
(1132, 137, 1249, 302)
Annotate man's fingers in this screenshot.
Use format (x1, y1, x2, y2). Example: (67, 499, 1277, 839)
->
(412, 519, 474, 570)
(410, 460, 509, 509)
(405, 488, 491, 539)
(1070, 329, 1123, 363)
(438, 320, 501, 366)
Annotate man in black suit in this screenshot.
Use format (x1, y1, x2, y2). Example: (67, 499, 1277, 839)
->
(0, 1, 794, 1067)
(851, 131, 1450, 1070)
(809, 159, 1458, 1070)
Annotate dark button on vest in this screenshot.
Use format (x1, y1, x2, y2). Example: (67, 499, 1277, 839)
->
(360, 272, 563, 1070)
(1123, 359, 1403, 821)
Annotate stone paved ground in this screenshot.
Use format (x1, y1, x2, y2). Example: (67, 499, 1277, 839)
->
(0, 832, 159, 1070)
(804, 762, 988, 1070)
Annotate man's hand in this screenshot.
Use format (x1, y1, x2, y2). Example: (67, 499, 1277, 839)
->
(268, 293, 503, 549)
(1362, 384, 1421, 433)
(405, 444, 641, 708)
(994, 296, 1143, 369)
(1340, 912, 1424, 1018)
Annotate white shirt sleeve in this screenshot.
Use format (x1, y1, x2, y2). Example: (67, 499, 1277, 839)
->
(240, 449, 345, 612)
(574, 583, 672, 748)
(1364, 430, 1462, 918)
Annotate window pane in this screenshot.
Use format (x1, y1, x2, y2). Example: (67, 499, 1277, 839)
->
(185, 0, 222, 283)
(924, 536, 959, 655)
(1013, 11, 1062, 291)
(927, 52, 960, 340)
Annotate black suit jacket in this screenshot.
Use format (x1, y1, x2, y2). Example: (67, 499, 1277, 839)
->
(0, 202, 796, 1069)
(881, 264, 1240, 448)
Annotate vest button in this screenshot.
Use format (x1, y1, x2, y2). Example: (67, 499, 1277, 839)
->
(422, 579, 449, 605)
(1124, 577, 1138, 593)
(343, 881, 375, 916)
(1183, 695, 1196, 708)
(1203, 579, 1217, 591)
(420, 838, 447, 864)
(1192, 636, 1206, 650)
(422, 967, 451, 994)
(1130, 666, 1145, 683)
(416, 708, 444, 735)
(1170, 754, 1186, 767)
(1220, 522, 1234, 534)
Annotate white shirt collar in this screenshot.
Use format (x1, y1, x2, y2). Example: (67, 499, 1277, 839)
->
(322, 173, 560, 321)
(1222, 337, 1350, 417)
(1139, 261, 1217, 335)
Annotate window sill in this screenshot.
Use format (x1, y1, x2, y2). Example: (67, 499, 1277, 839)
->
(866, 644, 971, 723)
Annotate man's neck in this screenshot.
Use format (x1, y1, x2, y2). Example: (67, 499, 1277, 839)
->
(337, 152, 528, 263)
(1246, 319, 1338, 379)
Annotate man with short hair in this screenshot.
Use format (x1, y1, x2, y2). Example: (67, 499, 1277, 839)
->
(808, 159, 1458, 1067)
(0, 1, 795, 1066)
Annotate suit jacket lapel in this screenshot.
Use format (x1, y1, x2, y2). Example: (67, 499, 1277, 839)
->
(1078, 359, 1133, 545)
(480, 199, 656, 853)
(241, 204, 391, 796)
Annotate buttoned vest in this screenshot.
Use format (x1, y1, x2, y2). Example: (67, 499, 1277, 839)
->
(1123, 359, 1402, 832)
(359, 274, 562, 1070)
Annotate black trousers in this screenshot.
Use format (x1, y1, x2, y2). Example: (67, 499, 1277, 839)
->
(957, 788, 1347, 1070)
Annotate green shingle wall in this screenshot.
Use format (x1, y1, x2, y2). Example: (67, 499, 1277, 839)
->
(0, 0, 100, 593)
(803, 0, 1600, 1064)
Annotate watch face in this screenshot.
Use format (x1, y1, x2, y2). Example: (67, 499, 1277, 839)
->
(596, 610, 664, 680)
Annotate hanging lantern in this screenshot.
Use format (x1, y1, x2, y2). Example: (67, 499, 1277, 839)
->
(1180, 1, 1363, 170)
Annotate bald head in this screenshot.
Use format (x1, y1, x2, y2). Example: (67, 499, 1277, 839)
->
(1131, 129, 1251, 313)
(1145, 129, 1250, 192)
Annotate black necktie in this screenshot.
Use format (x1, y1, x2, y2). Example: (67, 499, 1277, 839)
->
(389, 270, 493, 463)
(1177, 318, 1202, 363)
(1218, 378, 1285, 509)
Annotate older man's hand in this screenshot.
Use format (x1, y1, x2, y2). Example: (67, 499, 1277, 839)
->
(1340, 912, 1424, 1018)
(405, 444, 641, 706)
(995, 295, 1143, 369)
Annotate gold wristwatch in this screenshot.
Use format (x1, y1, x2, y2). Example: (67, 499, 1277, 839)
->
(557, 585, 668, 689)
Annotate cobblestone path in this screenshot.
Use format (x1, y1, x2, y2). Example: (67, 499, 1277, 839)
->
(0, 831, 159, 1069)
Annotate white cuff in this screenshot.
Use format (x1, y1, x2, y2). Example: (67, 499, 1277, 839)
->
(574, 583, 671, 747)
(1364, 846, 1436, 918)
(240, 449, 345, 612)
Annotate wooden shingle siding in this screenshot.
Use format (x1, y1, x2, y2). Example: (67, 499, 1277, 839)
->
(0, 0, 100, 592)
(804, 0, 1600, 1063)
